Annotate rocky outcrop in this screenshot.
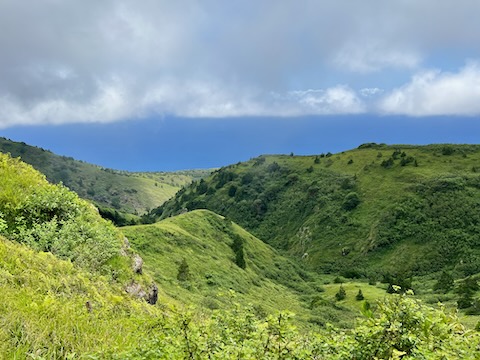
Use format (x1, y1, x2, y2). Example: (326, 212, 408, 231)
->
(125, 281, 158, 305)
(132, 254, 143, 274)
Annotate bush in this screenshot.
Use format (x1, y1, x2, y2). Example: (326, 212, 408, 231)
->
(335, 285, 346, 301)
(433, 271, 454, 293)
(177, 258, 191, 281)
(343, 192, 361, 211)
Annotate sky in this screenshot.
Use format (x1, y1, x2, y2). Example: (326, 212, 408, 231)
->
(1, 1, 480, 170)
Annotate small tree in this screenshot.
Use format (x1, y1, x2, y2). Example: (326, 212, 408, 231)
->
(335, 285, 346, 301)
(177, 258, 191, 281)
(228, 185, 237, 197)
(356, 289, 365, 301)
(433, 271, 454, 293)
(231, 235, 246, 269)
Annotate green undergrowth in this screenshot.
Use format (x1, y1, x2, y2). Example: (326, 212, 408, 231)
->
(0, 236, 160, 358)
(3, 236, 479, 359)
(0, 153, 154, 295)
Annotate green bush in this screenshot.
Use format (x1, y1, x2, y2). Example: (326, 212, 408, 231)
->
(342, 192, 361, 211)
(335, 285, 346, 301)
(0, 153, 123, 274)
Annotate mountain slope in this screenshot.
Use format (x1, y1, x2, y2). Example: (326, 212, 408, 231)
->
(0, 152, 156, 299)
(1, 148, 479, 358)
(123, 209, 369, 328)
(0, 235, 165, 358)
(151, 144, 480, 279)
(0, 137, 211, 215)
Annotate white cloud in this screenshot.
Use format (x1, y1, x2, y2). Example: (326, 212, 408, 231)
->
(333, 42, 421, 73)
(379, 62, 480, 116)
(2, 1, 480, 126)
(360, 88, 384, 97)
(285, 87, 365, 115)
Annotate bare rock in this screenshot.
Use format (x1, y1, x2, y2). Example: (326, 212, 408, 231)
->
(132, 254, 143, 274)
(125, 281, 146, 299)
(120, 237, 131, 257)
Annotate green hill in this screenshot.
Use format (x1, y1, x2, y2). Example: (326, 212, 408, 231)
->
(0, 235, 163, 357)
(1, 148, 480, 358)
(0, 152, 154, 293)
(0, 137, 211, 216)
(124, 209, 382, 328)
(150, 144, 480, 281)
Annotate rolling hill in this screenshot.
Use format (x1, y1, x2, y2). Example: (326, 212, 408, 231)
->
(150, 143, 480, 281)
(123, 209, 379, 328)
(1, 147, 480, 358)
(0, 137, 211, 216)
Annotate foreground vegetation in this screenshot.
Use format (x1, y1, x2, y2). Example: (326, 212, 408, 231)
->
(1, 238, 478, 359)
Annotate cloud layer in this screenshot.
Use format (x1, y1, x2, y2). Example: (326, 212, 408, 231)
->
(1, 0, 480, 128)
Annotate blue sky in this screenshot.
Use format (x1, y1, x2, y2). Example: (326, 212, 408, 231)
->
(1, 1, 479, 170)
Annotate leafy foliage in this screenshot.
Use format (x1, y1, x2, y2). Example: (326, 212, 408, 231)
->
(0, 153, 126, 274)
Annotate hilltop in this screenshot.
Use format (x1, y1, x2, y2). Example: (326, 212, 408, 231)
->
(151, 144, 480, 281)
(0, 137, 211, 216)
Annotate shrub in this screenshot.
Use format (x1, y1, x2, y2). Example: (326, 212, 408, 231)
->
(335, 285, 346, 301)
(433, 271, 454, 293)
(177, 258, 191, 281)
(343, 192, 361, 210)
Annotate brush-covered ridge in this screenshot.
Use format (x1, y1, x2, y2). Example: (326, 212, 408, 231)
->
(151, 144, 480, 279)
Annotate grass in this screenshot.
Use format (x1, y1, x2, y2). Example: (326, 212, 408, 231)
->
(0, 235, 162, 358)
(123, 209, 359, 328)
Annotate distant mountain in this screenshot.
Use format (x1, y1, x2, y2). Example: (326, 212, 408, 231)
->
(150, 143, 480, 279)
(0, 137, 211, 215)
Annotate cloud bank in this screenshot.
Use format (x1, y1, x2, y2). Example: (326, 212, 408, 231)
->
(380, 62, 480, 116)
(1, 0, 480, 128)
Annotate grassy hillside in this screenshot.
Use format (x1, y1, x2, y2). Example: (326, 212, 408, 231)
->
(151, 144, 480, 282)
(1, 149, 479, 358)
(0, 152, 154, 295)
(123, 209, 366, 328)
(3, 234, 478, 359)
(0, 137, 211, 215)
(0, 235, 163, 358)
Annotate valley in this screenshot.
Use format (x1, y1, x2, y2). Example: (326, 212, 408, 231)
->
(1, 142, 480, 358)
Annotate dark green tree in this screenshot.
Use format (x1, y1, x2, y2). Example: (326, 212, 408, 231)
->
(343, 192, 361, 210)
(177, 258, 191, 281)
(356, 289, 365, 301)
(228, 185, 237, 197)
(335, 285, 346, 301)
(433, 271, 454, 293)
(231, 235, 246, 269)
